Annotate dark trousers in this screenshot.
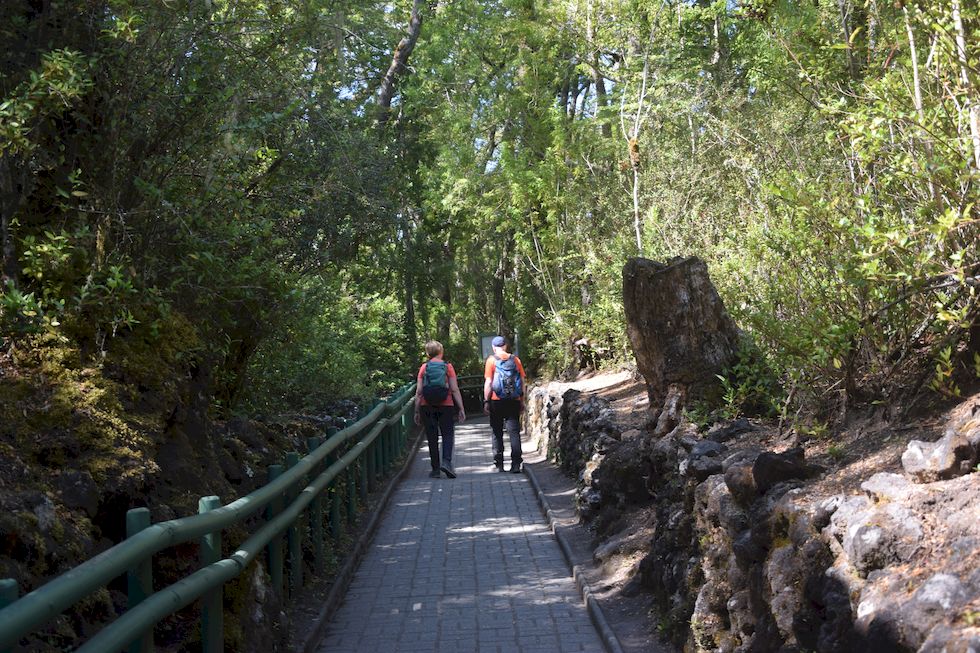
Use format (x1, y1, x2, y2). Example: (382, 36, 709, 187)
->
(489, 399, 522, 466)
(421, 405, 455, 471)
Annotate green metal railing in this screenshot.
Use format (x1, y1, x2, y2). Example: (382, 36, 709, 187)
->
(0, 383, 418, 653)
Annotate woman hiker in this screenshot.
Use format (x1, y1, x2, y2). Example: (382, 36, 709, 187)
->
(414, 340, 466, 478)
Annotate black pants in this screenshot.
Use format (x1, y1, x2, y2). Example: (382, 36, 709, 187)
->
(489, 399, 522, 466)
(421, 405, 455, 471)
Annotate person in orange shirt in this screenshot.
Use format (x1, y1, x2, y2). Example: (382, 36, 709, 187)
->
(482, 335, 526, 472)
(414, 340, 465, 478)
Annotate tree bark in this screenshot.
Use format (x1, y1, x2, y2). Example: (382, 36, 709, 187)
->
(0, 154, 25, 283)
(377, 0, 426, 126)
(436, 242, 452, 343)
(492, 232, 514, 336)
(402, 215, 418, 361)
(838, 0, 868, 82)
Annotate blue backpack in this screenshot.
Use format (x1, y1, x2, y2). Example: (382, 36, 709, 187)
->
(422, 360, 450, 403)
(491, 354, 523, 400)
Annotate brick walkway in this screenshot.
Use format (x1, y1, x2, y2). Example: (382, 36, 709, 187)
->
(316, 418, 606, 653)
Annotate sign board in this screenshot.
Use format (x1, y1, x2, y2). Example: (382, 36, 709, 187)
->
(479, 334, 495, 361)
(479, 333, 519, 361)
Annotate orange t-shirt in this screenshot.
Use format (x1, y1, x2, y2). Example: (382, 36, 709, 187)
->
(484, 353, 526, 400)
(417, 360, 457, 407)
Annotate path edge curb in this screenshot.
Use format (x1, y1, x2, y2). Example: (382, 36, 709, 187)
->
(524, 463, 627, 653)
(299, 428, 425, 653)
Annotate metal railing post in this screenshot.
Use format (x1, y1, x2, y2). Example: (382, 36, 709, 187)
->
(307, 437, 325, 574)
(126, 508, 153, 653)
(284, 452, 303, 595)
(366, 435, 377, 493)
(266, 464, 285, 595)
(400, 407, 409, 455)
(383, 411, 392, 472)
(399, 409, 406, 456)
(199, 496, 222, 653)
(0, 579, 18, 653)
(0, 579, 18, 610)
(374, 401, 383, 473)
(346, 462, 357, 524)
(326, 428, 341, 541)
(359, 452, 368, 501)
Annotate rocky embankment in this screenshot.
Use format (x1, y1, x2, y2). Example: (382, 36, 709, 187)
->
(525, 381, 980, 653)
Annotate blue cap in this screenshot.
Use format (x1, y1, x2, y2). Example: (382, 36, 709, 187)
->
(491, 335, 506, 347)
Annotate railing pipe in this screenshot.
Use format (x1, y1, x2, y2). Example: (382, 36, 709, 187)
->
(75, 419, 393, 653)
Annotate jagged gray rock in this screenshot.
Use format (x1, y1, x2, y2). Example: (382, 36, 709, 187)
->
(902, 391, 980, 482)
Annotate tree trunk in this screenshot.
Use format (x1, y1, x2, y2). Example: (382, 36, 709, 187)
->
(481, 126, 498, 174)
(620, 21, 656, 254)
(0, 154, 24, 283)
(559, 63, 571, 117)
(631, 150, 642, 252)
(571, 78, 590, 121)
(377, 0, 426, 126)
(623, 257, 741, 418)
(586, 0, 611, 137)
(402, 217, 418, 362)
(436, 242, 452, 343)
(492, 233, 514, 336)
(710, 12, 729, 82)
(839, 0, 868, 82)
(904, 5, 936, 199)
(951, 0, 980, 170)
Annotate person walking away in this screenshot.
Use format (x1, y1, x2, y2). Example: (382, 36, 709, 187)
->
(483, 335, 526, 472)
(415, 340, 466, 478)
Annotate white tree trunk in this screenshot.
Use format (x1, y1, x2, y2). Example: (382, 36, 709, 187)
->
(951, 0, 980, 170)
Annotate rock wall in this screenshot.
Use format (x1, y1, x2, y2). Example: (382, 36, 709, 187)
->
(526, 383, 980, 652)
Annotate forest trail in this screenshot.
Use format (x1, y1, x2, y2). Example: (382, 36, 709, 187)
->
(316, 418, 607, 653)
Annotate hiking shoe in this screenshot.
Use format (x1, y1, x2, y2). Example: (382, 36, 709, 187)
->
(494, 462, 505, 472)
(428, 470, 441, 478)
(440, 461, 456, 479)
(509, 463, 522, 473)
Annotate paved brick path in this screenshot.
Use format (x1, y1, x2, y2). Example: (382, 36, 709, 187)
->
(316, 418, 606, 653)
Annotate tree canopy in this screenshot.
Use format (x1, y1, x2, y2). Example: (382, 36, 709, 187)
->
(2, 0, 978, 419)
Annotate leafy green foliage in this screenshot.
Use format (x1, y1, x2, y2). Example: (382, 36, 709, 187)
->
(242, 283, 409, 414)
(0, 0, 414, 414)
(2, 0, 978, 424)
(397, 0, 979, 416)
(717, 339, 784, 419)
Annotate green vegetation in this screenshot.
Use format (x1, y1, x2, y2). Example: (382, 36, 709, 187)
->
(2, 0, 978, 421)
